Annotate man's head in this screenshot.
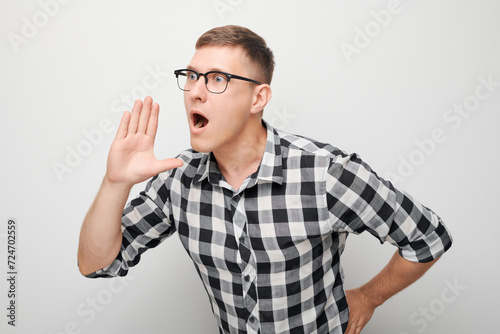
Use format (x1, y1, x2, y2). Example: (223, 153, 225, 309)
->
(195, 25, 275, 85)
(181, 26, 274, 155)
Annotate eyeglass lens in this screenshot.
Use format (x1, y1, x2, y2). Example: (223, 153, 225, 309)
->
(177, 70, 229, 94)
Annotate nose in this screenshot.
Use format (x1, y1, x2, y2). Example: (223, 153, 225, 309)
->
(187, 75, 208, 102)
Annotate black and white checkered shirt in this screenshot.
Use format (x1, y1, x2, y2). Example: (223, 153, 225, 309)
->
(87, 121, 452, 334)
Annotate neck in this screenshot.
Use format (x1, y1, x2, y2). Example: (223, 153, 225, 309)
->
(213, 120, 267, 190)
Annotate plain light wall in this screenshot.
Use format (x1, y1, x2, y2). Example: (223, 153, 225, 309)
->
(1, 0, 499, 333)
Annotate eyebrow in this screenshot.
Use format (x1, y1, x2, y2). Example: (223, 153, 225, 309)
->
(186, 65, 227, 73)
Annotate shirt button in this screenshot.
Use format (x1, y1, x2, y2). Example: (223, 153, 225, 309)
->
(249, 316, 255, 323)
(239, 237, 245, 243)
(244, 275, 250, 282)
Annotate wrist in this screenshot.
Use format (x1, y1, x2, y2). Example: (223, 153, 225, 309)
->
(359, 285, 386, 308)
(102, 173, 133, 194)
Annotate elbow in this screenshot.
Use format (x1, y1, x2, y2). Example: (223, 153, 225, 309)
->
(77, 259, 95, 277)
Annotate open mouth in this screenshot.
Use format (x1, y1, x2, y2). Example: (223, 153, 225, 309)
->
(193, 113, 209, 129)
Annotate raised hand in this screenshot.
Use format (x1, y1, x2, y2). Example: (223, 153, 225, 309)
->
(105, 96, 183, 187)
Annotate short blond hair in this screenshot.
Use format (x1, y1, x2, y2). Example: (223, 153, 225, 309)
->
(196, 25, 275, 84)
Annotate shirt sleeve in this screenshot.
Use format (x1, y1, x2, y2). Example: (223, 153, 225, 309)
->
(325, 152, 452, 263)
(85, 172, 176, 278)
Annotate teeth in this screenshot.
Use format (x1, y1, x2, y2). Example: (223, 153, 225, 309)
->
(195, 119, 203, 128)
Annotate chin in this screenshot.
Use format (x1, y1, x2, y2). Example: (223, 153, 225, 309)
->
(190, 139, 212, 153)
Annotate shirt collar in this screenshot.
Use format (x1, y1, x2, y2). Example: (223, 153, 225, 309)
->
(256, 120, 284, 185)
(193, 120, 284, 186)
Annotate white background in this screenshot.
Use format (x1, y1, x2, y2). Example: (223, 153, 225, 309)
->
(1, 0, 499, 333)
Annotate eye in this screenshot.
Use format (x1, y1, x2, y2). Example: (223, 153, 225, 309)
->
(208, 72, 227, 84)
(188, 72, 198, 81)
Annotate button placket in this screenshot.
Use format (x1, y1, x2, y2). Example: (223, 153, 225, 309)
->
(230, 192, 260, 333)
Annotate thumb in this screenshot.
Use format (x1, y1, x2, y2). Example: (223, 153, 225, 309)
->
(153, 158, 183, 174)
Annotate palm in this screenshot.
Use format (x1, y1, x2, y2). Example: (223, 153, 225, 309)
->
(106, 97, 182, 187)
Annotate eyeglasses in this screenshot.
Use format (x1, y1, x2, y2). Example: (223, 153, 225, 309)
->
(174, 69, 262, 94)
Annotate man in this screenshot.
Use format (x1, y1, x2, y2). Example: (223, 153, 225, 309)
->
(78, 25, 452, 334)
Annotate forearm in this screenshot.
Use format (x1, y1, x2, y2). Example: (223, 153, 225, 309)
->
(360, 251, 439, 307)
(77, 176, 131, 276)
(78, 97, 183, 276)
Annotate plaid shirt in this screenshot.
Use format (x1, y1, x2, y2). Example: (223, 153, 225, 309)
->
(87, 121, 452, 334)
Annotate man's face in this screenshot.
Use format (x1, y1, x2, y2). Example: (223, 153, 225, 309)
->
(183, 45, 258, 154)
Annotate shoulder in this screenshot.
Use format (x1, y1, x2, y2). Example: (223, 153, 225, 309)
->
(276, 128, 347, 160)
(273, 128, 367, 177)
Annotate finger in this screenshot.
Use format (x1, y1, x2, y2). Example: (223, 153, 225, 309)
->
(346, 324, 356, 334)
(128, 99, 143, 134)
(345, 322, 352, 334)
(138, 96, 153, 134)
(115, 111, 131, 139)
(346, 320, 362, 334)
(345, 315, 356, 334)
(146, 102, 160, 138)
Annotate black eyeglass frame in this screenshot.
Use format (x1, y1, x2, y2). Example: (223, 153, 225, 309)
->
(174, 69, 262, 94)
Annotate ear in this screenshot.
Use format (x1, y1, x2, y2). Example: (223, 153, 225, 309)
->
(250, 84, 272, 115)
